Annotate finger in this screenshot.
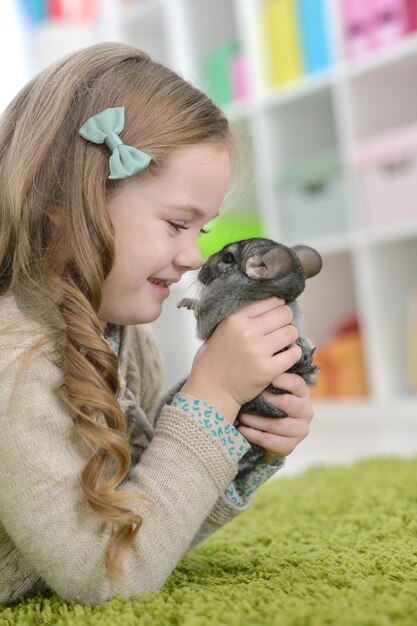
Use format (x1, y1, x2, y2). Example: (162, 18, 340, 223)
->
(236, 424, 271, 447)
(262, 393, 314, 422)
(265, 332, 301, 359)
(237, 425, 300, 457)
(239, 297, 285, 318)
(271, 344, 302, 375)
(269, 372, 309, 397)
(253, 305, 294, 336)
(239, 413, 309, 438)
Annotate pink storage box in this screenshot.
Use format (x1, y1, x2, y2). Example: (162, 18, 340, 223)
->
(373, 0, 409, 47)
(353, 124, 417, 228)
(405, 0, 417, 32)
(341, 0, 376, 58)
(341, 0, 412, 59)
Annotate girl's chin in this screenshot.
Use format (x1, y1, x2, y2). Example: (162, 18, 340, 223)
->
(99, 308, 163, 328)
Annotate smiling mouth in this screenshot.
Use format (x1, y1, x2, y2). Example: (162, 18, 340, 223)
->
(148, 278, 173, 287)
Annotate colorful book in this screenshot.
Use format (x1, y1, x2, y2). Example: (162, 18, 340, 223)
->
(262, 0, 303, 87)
(296, 0, 332, 74)
(47, 0, 62, 19)
(20, 0, 47, 24)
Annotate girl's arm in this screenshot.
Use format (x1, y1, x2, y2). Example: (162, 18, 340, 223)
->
(0, 337, 249, 606)
(186, 374, 314, 552)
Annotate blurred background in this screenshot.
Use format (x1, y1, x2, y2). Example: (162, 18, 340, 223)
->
(2, 0, 417, 475)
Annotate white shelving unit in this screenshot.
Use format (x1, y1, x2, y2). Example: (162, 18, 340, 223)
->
(18, 0, 417, 467)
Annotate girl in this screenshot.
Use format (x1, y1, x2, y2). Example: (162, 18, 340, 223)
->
(0, 42, 313, 606)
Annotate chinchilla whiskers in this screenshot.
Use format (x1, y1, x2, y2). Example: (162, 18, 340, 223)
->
(185, 278, 204, 300)
(194, 283, 207, 331)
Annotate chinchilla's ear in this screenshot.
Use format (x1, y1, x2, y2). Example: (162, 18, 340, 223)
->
(292, 245, 323, 279)
(245, 245, 294, 279)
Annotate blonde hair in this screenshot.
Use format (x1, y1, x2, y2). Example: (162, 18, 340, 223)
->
(0, 41, 233, 583)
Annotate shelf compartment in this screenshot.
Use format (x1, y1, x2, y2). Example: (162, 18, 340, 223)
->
(265, 85, 338, 167)
(298, 250, 357, 344)
(352, 122, 417, 232)
(367, 237, 417, 396)
(348, 42, 417, 140)
(264, 86, 346, 241)
(298, 249, 369, 399)
(185, 0, 245, 106)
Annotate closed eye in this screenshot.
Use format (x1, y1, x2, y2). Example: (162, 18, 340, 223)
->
(167, 221, 190, 233)
(168, 221, 210, 235)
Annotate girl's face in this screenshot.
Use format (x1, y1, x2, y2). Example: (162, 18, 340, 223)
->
(98, 143, 231, 329)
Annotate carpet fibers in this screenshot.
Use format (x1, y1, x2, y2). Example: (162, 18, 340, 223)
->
(1, 456, 417, 626)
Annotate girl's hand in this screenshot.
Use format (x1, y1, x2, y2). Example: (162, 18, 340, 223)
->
(182, 298, 302, 425)
(237, 372, 314, 461)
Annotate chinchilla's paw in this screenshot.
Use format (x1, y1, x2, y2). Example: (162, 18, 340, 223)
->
(177, 298, 198, 310)
(288, 336, 319, 385)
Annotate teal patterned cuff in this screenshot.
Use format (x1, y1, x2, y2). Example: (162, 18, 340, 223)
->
(226, 457, 285, 507)
(171, 393, 251, 462)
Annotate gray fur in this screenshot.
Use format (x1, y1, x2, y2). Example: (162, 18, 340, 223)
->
(156, 238, 322, 478)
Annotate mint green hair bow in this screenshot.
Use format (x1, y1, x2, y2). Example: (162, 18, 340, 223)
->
(78, 106, 151, 180)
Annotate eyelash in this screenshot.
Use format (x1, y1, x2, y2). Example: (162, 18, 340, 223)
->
(168, 221, 189, 232)
(168, 222, 210, 235)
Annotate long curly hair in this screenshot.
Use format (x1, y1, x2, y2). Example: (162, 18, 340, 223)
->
(0, 41, 233, 583)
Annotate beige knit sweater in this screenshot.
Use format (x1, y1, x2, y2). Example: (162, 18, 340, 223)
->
(0, 292, 256, 606)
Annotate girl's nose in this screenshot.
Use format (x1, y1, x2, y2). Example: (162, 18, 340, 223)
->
(174, 242, 203, 272)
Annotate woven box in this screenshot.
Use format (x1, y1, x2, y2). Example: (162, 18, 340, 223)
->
(353, 124, 417, 228)
(276, 150, 349, 241)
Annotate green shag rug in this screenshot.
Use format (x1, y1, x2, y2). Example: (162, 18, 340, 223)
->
(1, 456, 417, 626)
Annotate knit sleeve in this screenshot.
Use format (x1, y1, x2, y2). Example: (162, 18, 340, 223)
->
(169, 391, 284, 551)
(170, 392, 284, 489)
(170, 393, 250, 462)
(185, 454, 284, 554)
(0, 339, 249, 606)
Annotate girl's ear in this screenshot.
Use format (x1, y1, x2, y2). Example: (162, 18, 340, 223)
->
(292, 245, 323, 279)
(245, 246, 294, 279)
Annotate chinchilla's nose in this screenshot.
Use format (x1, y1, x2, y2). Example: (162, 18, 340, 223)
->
(197, 262, 213, 285)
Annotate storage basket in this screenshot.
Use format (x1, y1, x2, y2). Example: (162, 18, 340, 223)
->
(276, 150, 349, 241)
(353, 124, 417, 229)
